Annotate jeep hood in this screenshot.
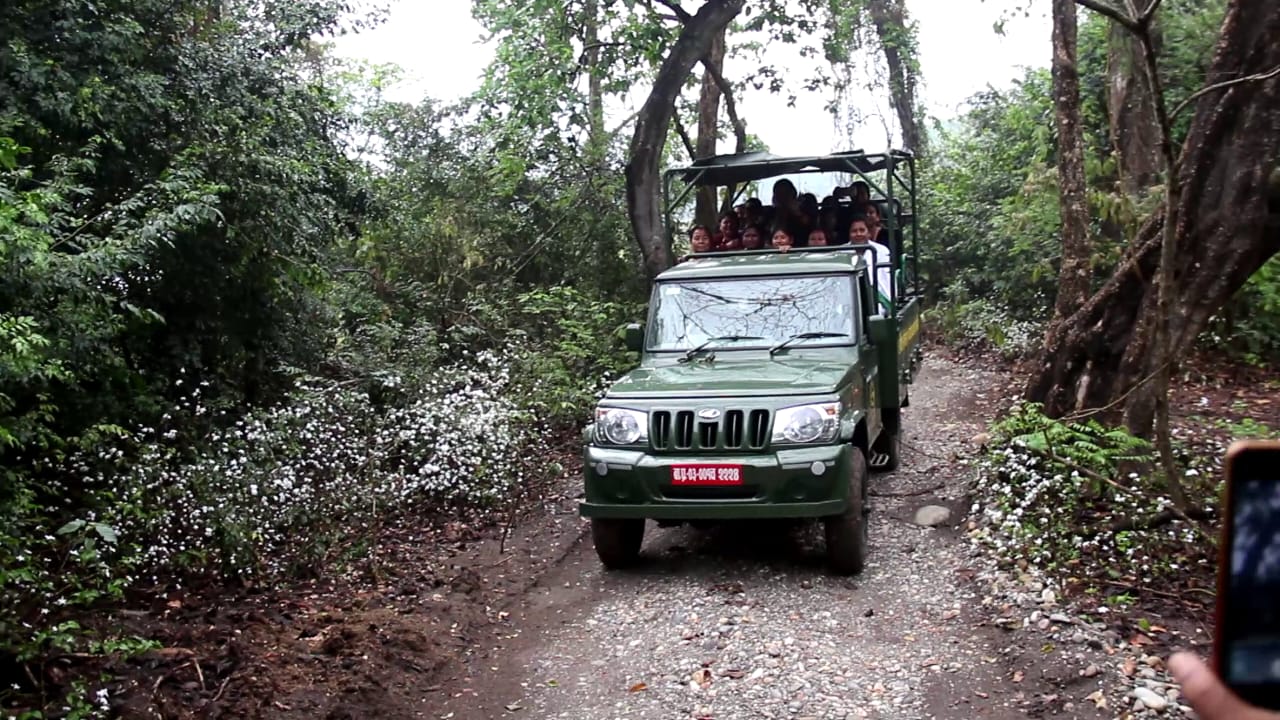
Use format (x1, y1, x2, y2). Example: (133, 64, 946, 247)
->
(605, 355, 856, 399)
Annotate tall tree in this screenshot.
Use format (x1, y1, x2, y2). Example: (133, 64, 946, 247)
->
(865, 0, 923, 153)
(625, 0, 745, 280)
(1026, 0, 1280, 438)
(1044, 0, 1093, 343)
(694, 28, 727, 228)
(1106, 20, 1162, 200)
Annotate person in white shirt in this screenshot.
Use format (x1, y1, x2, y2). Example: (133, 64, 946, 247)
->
(848, 217, 894, 312)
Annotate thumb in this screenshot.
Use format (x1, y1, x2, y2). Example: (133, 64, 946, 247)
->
(1169, 651, 1273, 720)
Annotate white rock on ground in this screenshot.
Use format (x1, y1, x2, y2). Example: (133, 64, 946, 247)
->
(913, 505, 952, 527)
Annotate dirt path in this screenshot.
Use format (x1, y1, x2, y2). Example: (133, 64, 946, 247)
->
(429, 356, 1109, 720)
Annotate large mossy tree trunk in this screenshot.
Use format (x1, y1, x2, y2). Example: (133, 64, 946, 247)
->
(1025, 0, 1280, 436)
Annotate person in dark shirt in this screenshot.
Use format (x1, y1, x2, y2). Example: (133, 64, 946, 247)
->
(862, 201, 891, 247)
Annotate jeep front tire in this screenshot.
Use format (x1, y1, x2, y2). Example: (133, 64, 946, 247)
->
(824, 448, 869, 575)
(591, 518, 645, 569)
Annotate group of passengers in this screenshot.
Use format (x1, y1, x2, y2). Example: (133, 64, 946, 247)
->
(687, 178, 893, 254)
(683, 178, 897, 305)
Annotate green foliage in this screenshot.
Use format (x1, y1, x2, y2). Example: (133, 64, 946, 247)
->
(922, 1, 1255, 361)
(919, 69, 1066, 330)
(505, 286, 643, 427)
(972, 402, 1217, 589)
(1205, 256, 1280, 364)
(991, 401, 1152, 479)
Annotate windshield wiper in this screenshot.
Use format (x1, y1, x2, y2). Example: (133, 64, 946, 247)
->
(679, 335, 765, 362)
(768, 332, 850, 356)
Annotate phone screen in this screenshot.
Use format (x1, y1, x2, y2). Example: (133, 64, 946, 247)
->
(1221, 444, 1280, 708)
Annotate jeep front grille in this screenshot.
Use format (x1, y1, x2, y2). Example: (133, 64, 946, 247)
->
(650, 409, 771, 451)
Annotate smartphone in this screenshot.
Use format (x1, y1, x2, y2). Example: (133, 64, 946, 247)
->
(1216, 440, 1280, 710)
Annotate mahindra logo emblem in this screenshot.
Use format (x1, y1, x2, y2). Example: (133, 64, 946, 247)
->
(697, 408, 722, 420)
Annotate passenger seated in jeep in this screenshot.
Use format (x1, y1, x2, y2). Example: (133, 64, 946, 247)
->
(861, 201, 890, 246)
(839, 180, 872, 205)
(715, 211, 741, 250)
(807, 227, 831, 247)
(770, 179, 810, 240)
(678, 224, 715, 263)
(848, 217, 893, 311)
(770, 224, 796, 253)
(741, 224, 765, 250)
(799, 193, 820, 224)
(818, 204, 844, 245)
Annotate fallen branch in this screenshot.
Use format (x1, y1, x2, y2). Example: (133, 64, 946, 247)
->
(1025, 445, 1130, 495)
(1086, 507, 1211, 535)
(212, 674, 234, 703)
(1099, 578, 1209, 608)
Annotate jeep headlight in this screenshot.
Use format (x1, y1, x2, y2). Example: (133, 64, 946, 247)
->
(594, 408, 648, 445)
(772, 402, 840, 444)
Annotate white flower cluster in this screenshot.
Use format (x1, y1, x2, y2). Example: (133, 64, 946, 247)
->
(63, 348, 547, 580)
(970, 440, 1208, 580)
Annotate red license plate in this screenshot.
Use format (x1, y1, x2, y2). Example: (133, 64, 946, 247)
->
(670, 464, 744, 486)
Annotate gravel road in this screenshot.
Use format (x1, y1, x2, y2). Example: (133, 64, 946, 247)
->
(432, 356, 1122, 720)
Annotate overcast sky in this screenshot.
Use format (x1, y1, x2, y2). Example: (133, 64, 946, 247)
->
(331, 1, 1051, 155)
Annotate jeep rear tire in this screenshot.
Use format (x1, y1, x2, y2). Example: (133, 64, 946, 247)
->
(870, 429, 900, 472)
(824, 448, 869, 575)
(591, 518, 645, 569)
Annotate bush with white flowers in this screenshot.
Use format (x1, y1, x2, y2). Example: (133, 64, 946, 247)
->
(46, 348, 547, 586)
(969, 401, 1218, 587)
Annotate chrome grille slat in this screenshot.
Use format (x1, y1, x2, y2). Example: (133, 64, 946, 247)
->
(648, 408, 770, 452)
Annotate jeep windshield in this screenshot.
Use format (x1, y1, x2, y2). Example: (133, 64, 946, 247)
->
(647, 275, 855, 352)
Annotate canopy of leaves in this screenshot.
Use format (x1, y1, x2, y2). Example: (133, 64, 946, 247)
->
(0, 0, 374, 465)
(918, 0, 1279, 361)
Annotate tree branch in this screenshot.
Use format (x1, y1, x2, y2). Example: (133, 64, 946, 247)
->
(1170, 64, 1280, 120)
(1137, 0, 1164, 27)
(1073, 0, 1138, 31)
(672, 112, 696, 158)
(652, 0, 692, 23)
(700, 55, 747, 152)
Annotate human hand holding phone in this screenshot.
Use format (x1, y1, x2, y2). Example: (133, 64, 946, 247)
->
(1213, 441, 1280, 710)
(1171, 651, 1280, 719)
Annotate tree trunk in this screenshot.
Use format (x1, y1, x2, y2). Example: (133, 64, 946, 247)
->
(1106, 18, 1163, 200)
(701, 53, 748, 215)
(625, 0, 745, 280)
(866, 0, 922, 154)
(1025, 0, 1280, 436)
(1045, 0, 1093, 342)
(584, 0, 605, 148)
(695, 28, 726, 229)
(583, 0, 613, 294)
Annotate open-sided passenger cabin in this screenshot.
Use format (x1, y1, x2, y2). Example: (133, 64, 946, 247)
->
(662, 149, 921, 311)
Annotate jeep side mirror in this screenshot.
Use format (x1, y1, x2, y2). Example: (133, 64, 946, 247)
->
(624, 323, 644, 352)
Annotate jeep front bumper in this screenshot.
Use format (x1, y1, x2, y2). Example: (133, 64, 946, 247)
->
(578, 443, 854, 520)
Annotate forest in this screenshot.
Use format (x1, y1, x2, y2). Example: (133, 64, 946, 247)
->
(1, 0, 1278, 717)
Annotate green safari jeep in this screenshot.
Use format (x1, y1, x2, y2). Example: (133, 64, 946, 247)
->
(580, 150, 924, 575)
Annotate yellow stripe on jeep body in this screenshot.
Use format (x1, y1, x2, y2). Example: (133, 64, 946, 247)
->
(898, 314, 920, 355)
